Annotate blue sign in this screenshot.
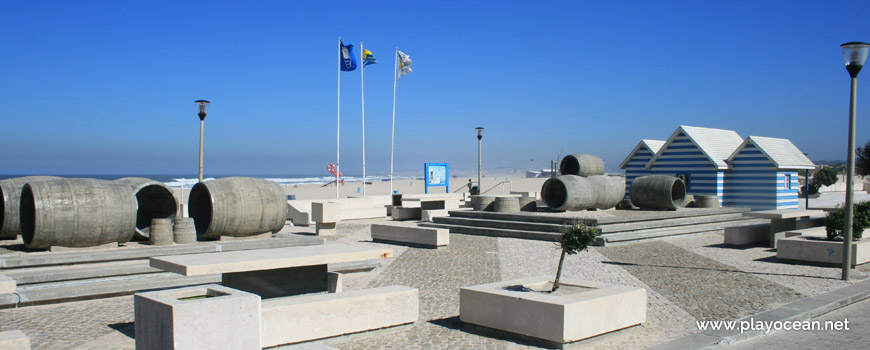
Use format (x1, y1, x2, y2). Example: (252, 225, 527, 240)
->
(424, 163, 449, 194)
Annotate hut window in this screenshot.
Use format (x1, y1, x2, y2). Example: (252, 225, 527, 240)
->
(784, 174, 792, 190)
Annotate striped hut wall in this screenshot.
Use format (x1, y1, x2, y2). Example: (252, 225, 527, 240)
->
(647, 132, 724, 203)
(723, 143, 798, 209)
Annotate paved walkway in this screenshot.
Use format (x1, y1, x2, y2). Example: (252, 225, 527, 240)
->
(0, 217, 868, 349)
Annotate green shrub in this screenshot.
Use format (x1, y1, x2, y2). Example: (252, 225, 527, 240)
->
(810, 167, 838, 194)
(552, 223, 599, 291)
(825, 201, 870, 240)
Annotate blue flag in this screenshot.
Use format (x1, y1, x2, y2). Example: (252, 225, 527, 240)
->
(340, 40, 357, 71)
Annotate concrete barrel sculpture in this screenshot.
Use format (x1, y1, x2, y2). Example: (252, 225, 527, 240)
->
(19, 178, 137, 250)
(149, 218, 174, 246)
(629, 175, 686, 210)
(559, 154, 605, 177)
(586, 175, 626, 209)
(694, 195, 720, 208)
(173, 217, 197, 244)
(115, 177, 177, 240)
(0, 176, 61, 240)
(471, 195, 496, 211)
(188, 177, 288, 240)
(518, 197, 537, 212)
(493, 197, 520, 213)
(542, 175, 596, 211)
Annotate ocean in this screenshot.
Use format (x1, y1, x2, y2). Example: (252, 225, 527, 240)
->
(0, 174, 422, 189)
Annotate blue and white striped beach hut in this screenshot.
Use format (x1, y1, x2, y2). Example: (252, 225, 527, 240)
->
(724, 136, 815, 210)
(619, 139, 665, 200)
(644, 125, 744, 205)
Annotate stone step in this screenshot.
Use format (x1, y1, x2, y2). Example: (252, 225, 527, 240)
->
(421, 223, 562, 242)
(596, 218, 768, 246)
(432, 216, 566, 233)
(6, 260, 160, 285)
(445, 210, 596, 225)
(445, 207, 749, 226)
(598, 213, 746, 234)
(594, 207, 750, 225)
(0, 236, 325, 269)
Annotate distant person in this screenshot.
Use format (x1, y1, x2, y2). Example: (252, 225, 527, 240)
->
(467, 179, 473, 191)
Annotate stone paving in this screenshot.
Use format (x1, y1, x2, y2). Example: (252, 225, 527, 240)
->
(0, 215, 868, 349)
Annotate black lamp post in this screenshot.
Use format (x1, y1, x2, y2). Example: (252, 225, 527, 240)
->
(476, 127, 484, 192)
(840, 42, 869, 280)
(195, 100, 210, 183)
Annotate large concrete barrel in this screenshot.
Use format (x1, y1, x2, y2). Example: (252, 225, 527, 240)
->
(694, 195, 720, 208)
(542, 175, 596, 211)
(0, 176, 61, 239)
(586, 175, 626, 209)
(115, 177, 177, 240)
(19, 178, 137, 249)
(471, 195, 496, 211)
(629, 175, 686, 210)
(189, 177, 288, 240)
(493, 197, 520, 213)
(559, 154, 605, 177)
(149, 218, 174, 246)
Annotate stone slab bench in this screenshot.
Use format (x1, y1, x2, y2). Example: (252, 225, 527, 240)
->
(391, 206, 422, 221)
(260, 285, 418, 347)
(371, 223, 449, 248)
(724, 217, 826, 247)
(0, 330, 30, 350)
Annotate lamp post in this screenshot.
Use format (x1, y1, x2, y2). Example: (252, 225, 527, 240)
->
(476, 127, 484, 192)
(195, 100, 210, 183)
(840, 42, 869, 281)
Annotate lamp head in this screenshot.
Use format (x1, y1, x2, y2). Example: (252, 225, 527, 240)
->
(841, 42, 870, 78)
(476, 127, 484, 140)
(195, 100, 210, 120)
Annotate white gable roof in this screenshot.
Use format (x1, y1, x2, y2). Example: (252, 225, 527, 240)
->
(647, 125, 744, 169)
(619, 139, 665, 169)
(728, 136, 815, 170)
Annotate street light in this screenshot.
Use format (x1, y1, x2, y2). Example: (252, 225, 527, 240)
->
(195, 100, 210, 183)
(476, 127, 484, 193)
(839, 42, 869, 281)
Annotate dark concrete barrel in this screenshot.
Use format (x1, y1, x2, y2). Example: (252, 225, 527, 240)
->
(559, 154, 605, 177)
(493, 197, 520, 213)
(629, 175, 686, 210)
(471, 195, 496, 211)
(189, 177, 288, 240)
(149, 218, 174, 246)
(173, 217, 197, 244)
(19, 178, 137, 250)
(0, 176, 61, 239)
(694, 195, 720, 208)
(542, 175, 596, 211)
(586, 175, 626, 209)
(519, 197, 537, 212)
(115, 177, 177, 240)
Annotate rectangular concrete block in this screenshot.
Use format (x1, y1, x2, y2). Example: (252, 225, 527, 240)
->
(460, 276, 646, 344)
(260, 285, 418, 347)
(312, 202, 341, 223)
(724, 223, 769, 245)
(0, 330, 30, 350)
(134, 284, 261, 350)
(777, 236, 870, 266)
(316, 222, 337, 236)
(391, 207, 422, 221)
(341, 207, 387, 220)
(222, 265, 327, 299)
(371, 223, 449, 248)
(286, 200, 313, 226)
(0, 274, 15, 294)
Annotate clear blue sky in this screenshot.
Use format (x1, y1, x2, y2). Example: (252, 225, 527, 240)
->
(2, 1, 870, 176)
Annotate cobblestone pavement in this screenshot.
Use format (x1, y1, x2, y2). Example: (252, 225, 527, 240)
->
(598, 240, 804, 322)
(726, 297, 870, 349)
(1, 220, 867, 349)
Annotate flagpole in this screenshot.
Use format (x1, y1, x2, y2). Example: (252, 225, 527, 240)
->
(360, 42, 367, 197)
(390, 47, 398, 194)
(336, 37, 341, 199)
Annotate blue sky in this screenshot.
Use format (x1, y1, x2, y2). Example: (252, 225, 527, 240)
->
(2, 1, 870, 176)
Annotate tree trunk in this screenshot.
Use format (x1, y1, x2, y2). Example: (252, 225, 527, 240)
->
(552, 247, 567, 291)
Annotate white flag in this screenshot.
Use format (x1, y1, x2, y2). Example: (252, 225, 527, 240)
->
(397, 50, 412, 78)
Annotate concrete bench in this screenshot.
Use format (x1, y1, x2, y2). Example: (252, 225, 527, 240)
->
(287, 199, 315, 226)
(743, 209, 826, 248)
(724, 217, 826, 247)
(371, 223, 449, 248)
(0, 330, 30, 350)
(402, 197, 462, 210)
(391, 206, 422, 221)
(260, 286, 418, 347)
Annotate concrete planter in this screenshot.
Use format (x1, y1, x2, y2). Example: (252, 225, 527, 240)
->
(777, 235, 870, 266)
(134, 284, 261, 350)
(460, 276, 646, 345)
